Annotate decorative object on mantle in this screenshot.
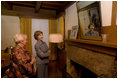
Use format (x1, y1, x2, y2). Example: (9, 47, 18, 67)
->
(76, 1, 102, 41)
(70, 25, 79, 39)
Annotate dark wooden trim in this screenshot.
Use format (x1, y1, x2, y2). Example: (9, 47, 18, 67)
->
(1, 1, 13, 10)
(10, 1, 35, 7)
(101, 25, 117, 44)
(42, 1, 66, 6)
(66, 39, 117, 56)
(66, 39, 117, 48)
(35, 1, 42, 13)
(56, 11, 65, 19)
(64, 1, 76, 10)
(41, 5, 60, 10)
(2, 10, 56, 19)
(2, 1, 76, 19)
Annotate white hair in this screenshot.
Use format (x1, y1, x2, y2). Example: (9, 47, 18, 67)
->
(14, 33, 27, 44)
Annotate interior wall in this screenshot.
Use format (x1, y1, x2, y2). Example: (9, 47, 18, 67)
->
(65, 1, 113, 39)
(1, 15, 20, 50)
(1, 15, 49, 55)
(100, 1, 112, 26)
(65, 2, 78, 39)
(31, 19, 49, 56)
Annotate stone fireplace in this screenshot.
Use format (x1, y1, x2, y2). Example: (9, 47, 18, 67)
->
(66, 39, 117, 78)
(68, 60, 97, 78)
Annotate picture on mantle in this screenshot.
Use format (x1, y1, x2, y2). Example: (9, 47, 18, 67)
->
(89, 7, 101, 29)
(70, 25, 79, 39)
(77, 1, 102, 40)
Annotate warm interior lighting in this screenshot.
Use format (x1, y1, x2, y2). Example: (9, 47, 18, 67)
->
(49, 34, 63, 43)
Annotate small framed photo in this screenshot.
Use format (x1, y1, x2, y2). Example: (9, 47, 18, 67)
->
(70, 25, 79, 39)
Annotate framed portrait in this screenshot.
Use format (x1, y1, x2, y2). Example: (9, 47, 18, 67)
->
(76, 1, 102, 40)
(70, 25, 79, 39)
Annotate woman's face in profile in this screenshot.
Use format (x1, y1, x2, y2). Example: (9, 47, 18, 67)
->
(38, 34, 43, 41)
(22, 37, 28, 45)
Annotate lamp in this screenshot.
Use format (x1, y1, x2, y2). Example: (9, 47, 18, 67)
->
(49, 34, 63, 43)
(49, 34, 63, 77)
(49, 34, 63, 57)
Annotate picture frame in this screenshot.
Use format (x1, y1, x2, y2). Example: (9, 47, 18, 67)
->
(70, 25, 79, 39)
(76, 1, 102, 41)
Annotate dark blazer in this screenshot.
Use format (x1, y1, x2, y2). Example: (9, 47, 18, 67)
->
(35, 40, 50, 64)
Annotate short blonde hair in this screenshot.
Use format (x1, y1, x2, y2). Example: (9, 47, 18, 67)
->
(14, 33, 27, 44)
(34, 31, 43, 40)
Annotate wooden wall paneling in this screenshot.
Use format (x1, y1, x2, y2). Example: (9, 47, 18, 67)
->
(101, 1, 117, 44)
(102, 26, 117, 44)
(111, 1, 117, 26)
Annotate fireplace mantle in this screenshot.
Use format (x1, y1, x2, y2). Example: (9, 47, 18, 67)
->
(66, 39, 117, 56)
(65, 39, 117, 78)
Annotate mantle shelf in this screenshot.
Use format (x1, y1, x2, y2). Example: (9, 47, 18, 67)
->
(66, 39, 117, 49)
(66, 39, 117, 56)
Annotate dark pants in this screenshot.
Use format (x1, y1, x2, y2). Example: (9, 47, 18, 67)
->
(36, 63, 48, 78)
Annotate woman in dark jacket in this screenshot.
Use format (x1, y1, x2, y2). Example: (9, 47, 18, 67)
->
(34, 31, 50, 78)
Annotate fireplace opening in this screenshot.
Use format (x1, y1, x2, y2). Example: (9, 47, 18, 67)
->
(70, 60, 97, 78)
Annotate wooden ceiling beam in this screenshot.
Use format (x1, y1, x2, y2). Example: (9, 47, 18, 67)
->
(41, 4, 62, 8)
(35, 1, 42, 13)
(40, 7, 59, 11)
(1, 1, 13, 10)
(12, 5, 56, 15)
(10, 1, 35, 5)
(64, 1, 76, 9)
(41, 5, 60, 10)
(56, 1, 75, 18)
(42, 1, 66, 6)
(9, 1, 35, 8)
(56, 11, 65, 19)
(2, 1, 76, 19)
(2, 10, 56, 19)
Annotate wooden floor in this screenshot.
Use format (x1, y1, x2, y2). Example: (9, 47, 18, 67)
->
(48, 60, 71, 78)
(48, 49, 71, 78)
(48, 61, 63, 78)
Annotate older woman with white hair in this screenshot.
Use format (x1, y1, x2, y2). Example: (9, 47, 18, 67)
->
(8, 33, 36, 78)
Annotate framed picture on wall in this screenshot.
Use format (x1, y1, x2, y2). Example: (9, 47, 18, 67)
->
(70, 25, 79, 39)
(76, 1, 102, 40)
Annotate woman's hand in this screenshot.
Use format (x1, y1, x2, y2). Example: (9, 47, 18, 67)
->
(13, 63, 18, 68)
(48, 50, 51, 53)
(40, 52, 44, 55)
(27, 63, 32, 73)
(32, 57, 36, 63)
(30, 58, 36, 65)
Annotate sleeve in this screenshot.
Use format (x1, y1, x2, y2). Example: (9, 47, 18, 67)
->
(13, 50, 33, 74)
(12, 62, 23, 78)
(95, 31, 99, 36)
(35, 43, 50, 58)
(45, 42, 50, 56)
(16, 69, 23, 77)
(85, 32, 89, 36)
